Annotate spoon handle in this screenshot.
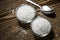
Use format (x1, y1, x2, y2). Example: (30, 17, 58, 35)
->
(26, 0, 41, 8)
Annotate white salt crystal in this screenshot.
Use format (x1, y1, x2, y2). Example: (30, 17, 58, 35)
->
(31, 16, 51, 37)
(16, 4, 36, 23)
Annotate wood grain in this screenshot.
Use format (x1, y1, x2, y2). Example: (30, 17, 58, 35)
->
(0, 0, 60, 40)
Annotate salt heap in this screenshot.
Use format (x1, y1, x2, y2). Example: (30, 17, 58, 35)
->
(31, 16, 51, 37)
(16, 4, 36, 23)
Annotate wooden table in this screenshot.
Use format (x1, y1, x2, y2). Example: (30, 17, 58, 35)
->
(0, 0, 60, 40)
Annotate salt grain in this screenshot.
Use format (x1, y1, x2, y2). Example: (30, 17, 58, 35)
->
(21, 29, 27, 34)
(56, 34, 58, 37)
(16, 35, 19, 37)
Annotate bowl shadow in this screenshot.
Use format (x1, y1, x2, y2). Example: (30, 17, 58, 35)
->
(33, 30, 54, 40)
(44, 12, 56, 18)
(18, 21, 31, 30)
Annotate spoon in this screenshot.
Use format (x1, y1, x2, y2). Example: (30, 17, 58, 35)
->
(26, 0, 54, 14)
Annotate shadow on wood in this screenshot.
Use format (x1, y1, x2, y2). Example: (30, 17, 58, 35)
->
(44, 12, 56, 18)
(33, 30, 54, 40)
(18, 21, 31, 30)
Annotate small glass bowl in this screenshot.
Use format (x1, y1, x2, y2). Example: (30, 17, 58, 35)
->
(15, 4, 36, 23)
(30, 16, 52, 37)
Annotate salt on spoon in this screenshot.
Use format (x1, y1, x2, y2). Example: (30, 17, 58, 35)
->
(15, 4, 36, 23)
(26, 0, 54, 14)
(31, 16, 52, 37)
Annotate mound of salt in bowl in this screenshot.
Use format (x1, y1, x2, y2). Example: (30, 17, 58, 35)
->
(16, 4, 36, 23)
(31, 16, 52, 37)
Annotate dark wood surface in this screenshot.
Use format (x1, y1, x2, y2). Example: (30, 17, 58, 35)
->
(0, 0, 60, 40)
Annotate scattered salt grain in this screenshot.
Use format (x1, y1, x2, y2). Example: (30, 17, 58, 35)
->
(21, 29, 27, 34)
